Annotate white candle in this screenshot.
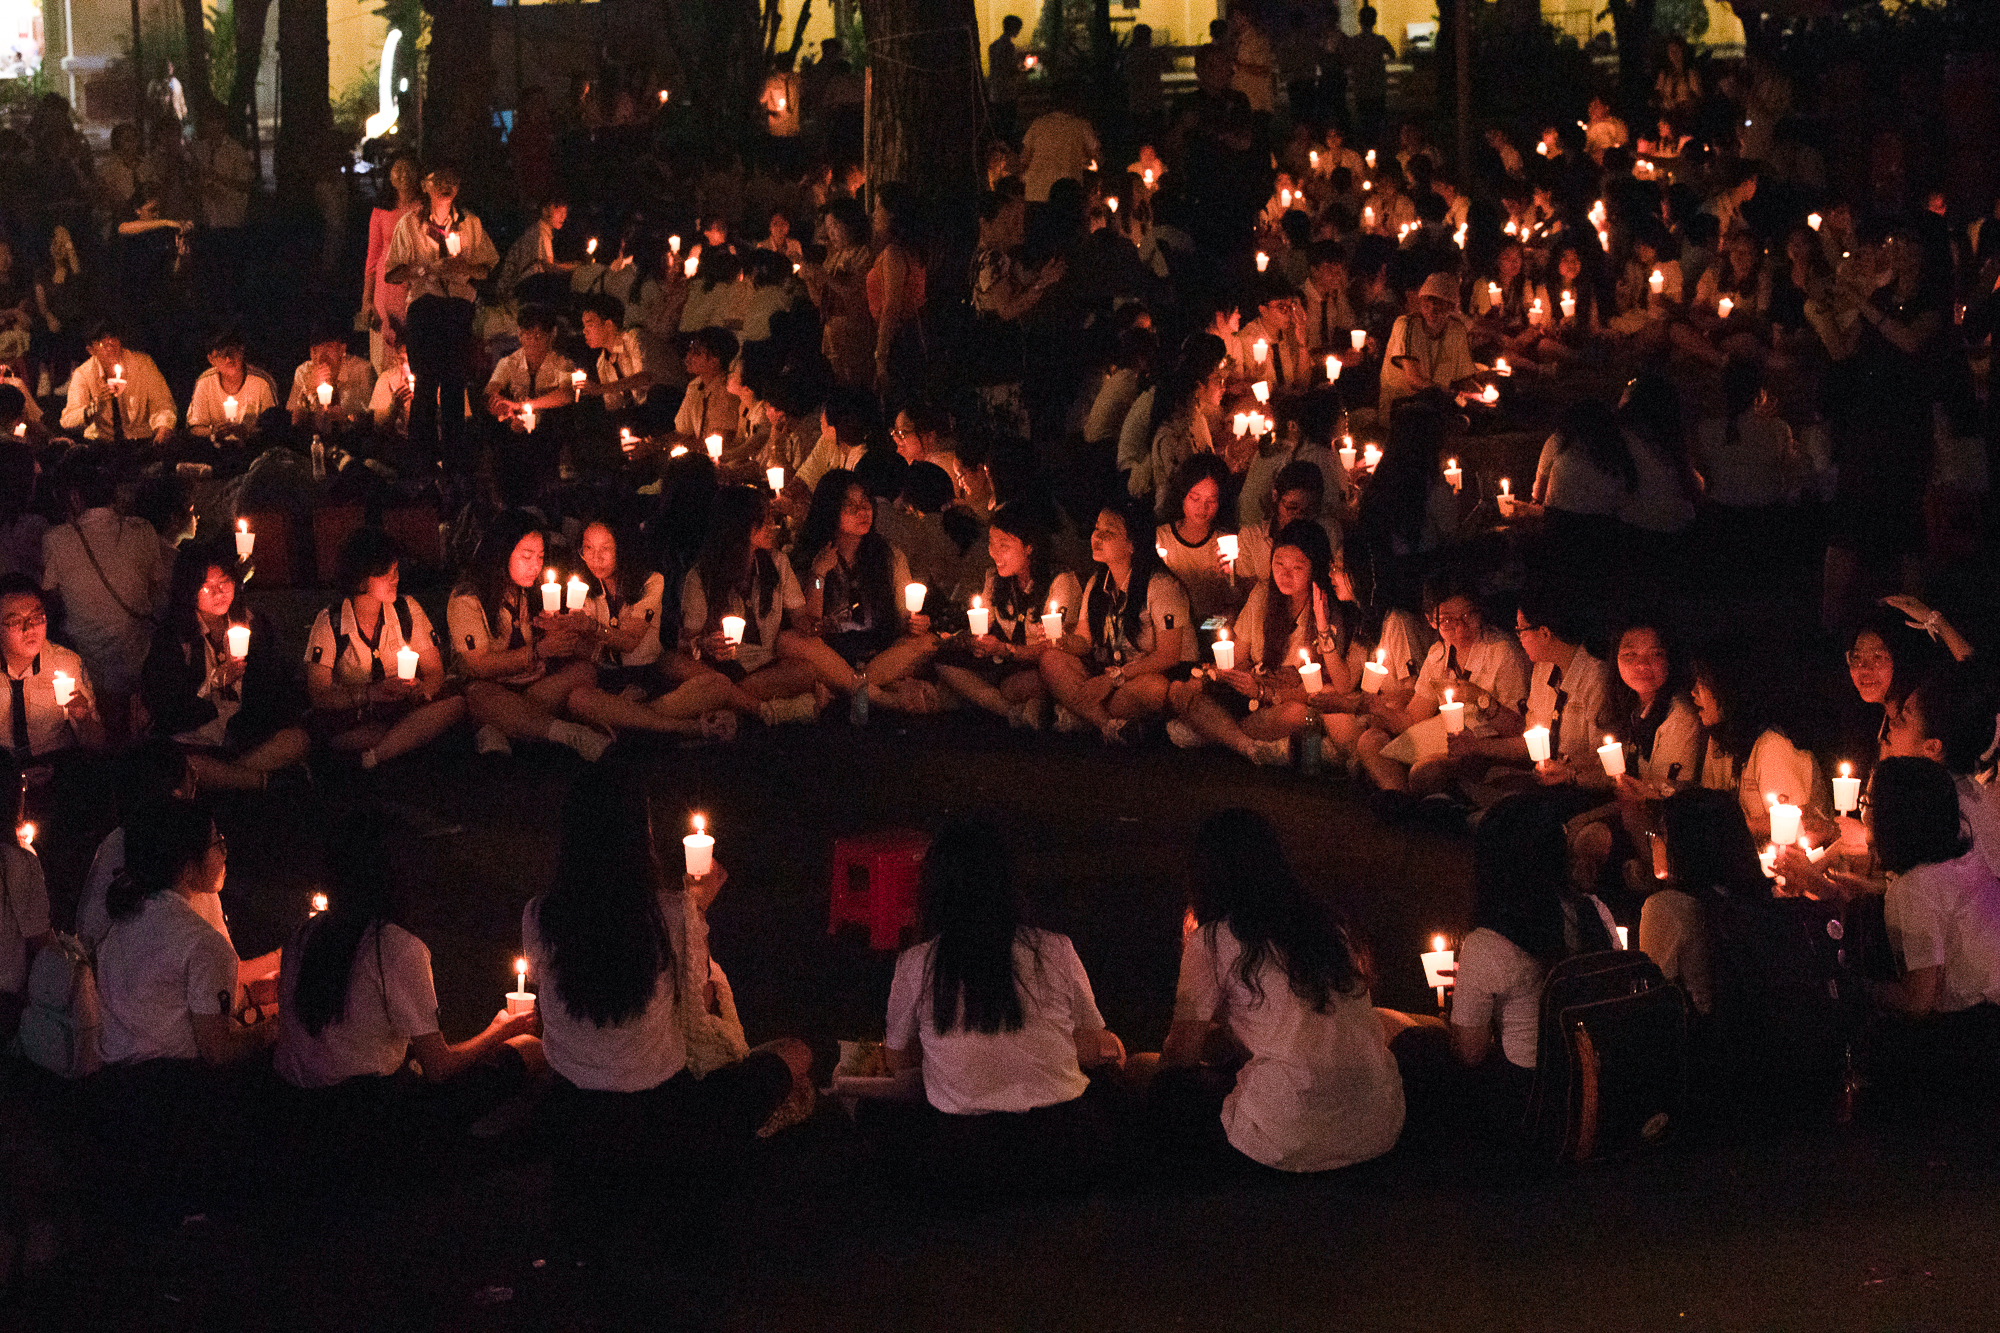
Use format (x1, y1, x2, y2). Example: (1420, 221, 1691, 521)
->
(705, 433, 724, 460)
(521, 403, 537, 433)
(1444, 458, 1462, 493)
(1251, 380, 1270, 404)
(507, 958, 534, 1017)
(1598, 735, 1626, 777)
(684, 255, 699, 278)
(1530, 297, 1546, 325)
(396, 645, 419, 680)
(1524, 725, 1551, 763)
(966, 598, 990, 638)
(1215, 534, 1238, 568)
(1807, 212, 1822, 231)
(541, 570, 561, 615)
(1439, 688, 1465, 734)
(904, 583, 927, 615)
(1365, 149, 1375, 168)
(1494, 357, 1512, 377)
(1649, 269, 1665, 295)
(223, 395, 240, 424)
(1718, 296, 1735, 319)
(316, 382, 333, 408)
(51, 671, 75, 707)
(1041, 606, 1064, 643)
(1252, 338, 1268, 363)
(1421, 934, 1455, 1008)
(1298, 650, 1321, 694)
(1143, 169, 1155, 186)
(226, 624, 251, 659)
(669, 235, 682, 254)
(683, 814, 714, 876)
(310, 892, 328, 915)
(587, 237, 599, 257)
(444, 231, 461, 257)
(1351, 329, 1366, 352)
(1106, 196, 1118, 213)
(565, 576, 590, 613)
(572, 369, 587, 391)
(1211, 630, 1235, 672)
(720, 615, 746, 645)
(1487, 281, 1501, 303)
(1362, 442, 1382, 471)
(1232, 412, 1251, 438)
(1480, 384, 1499, 405)
(235, 520, 254, 559)
(14, 821, 31, 851)
(1255, 252, 1269, 273)
(1768, 800, 1802, 846)
(1362, 648, 1388, 694)
(110, 362, 124, 388)
(1338, 437, 1357, 470)
(1325, 354, 1340, 382)
(1560, 291, 1576, 320)
(1832, 762, 1860, 816)
(1363, 205, 1375, 228)
(1615, 926, 1629, 950)
(767, 465, 785, 491)
(1760, 844, 1779, 878)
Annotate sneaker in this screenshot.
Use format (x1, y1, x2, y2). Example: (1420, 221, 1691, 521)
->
(1165, 718, 1202, 749)
(700, 710, 739, 743)
(1053, 705, 1086, 734)
(548, 720, 611, 762)
(1100, 718, 1131, 746)
(1248, 737, 1292, 767)
(759, 693, 821, 726)
(475, 725, 512, 758)
(1017, 695, 1046, 732)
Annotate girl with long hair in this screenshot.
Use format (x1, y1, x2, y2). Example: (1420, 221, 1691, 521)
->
(1039, 501, 1195, 745)
(1690, 639, 1832, 843)
(1147, 808, 1404, 1171)
(678, 489, 823, 724)
(1636, 787, 1769, 1017)
(1142, 336, 1228, 511)
(932, 501, 1081, 729)
(1531, 240, 1606, 364)
(1468, 238, 1549, 367)
(1154, 453, 1243, 629)
(139, 536, 309, 790)
(782, 469, 939, 714)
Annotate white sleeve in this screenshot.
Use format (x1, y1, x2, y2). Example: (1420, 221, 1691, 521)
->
(1886, 871, 1949, 975)
(1448, 931, 1499, 1033)
(381, 926, 442, 1039)
(777, 554, 807, 612)
(680, 567, 708, 637)
(884, 947, 926, 1052)
(1056, 935, 1105, 1032)
(186, 926, 242, 1016)
(1171, 929, 1223, 1025)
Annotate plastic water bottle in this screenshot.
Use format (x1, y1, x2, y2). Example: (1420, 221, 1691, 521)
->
(1300, 720, 1322, 776)
(310, 434, 327, 481)
(849, 669, 869, 726)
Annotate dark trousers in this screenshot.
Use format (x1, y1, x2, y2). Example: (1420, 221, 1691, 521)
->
(405, 295, 476, 475)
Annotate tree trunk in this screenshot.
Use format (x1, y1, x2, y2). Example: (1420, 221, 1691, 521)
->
(857, 0, 980, 199)
(178, 0, 223, 124)
(275, 0, 331, 204)
(229, 0, 272, 144)
(420, 0, 499, 190)
(1607, 0, 1657, 112)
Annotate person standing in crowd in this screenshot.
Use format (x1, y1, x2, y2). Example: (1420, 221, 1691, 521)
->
(987, 15, 1026, 142)
(362, 153, 422, 373)
(1345, 7, 1395, 146)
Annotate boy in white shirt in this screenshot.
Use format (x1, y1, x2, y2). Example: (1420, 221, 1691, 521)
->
(1356, 586, 1529, 795)
(185, 327, 280, 442)
(60, 324, 177, 444)
(288, 323, 376, 433)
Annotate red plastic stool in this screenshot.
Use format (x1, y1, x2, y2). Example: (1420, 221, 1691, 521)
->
(828, 829, 930, 950)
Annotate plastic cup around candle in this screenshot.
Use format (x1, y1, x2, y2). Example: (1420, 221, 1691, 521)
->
(1041, 611, 1064, 643)
(566, 577, 590, 612)
(226, 624, 251, 659)
(1211, 634, 1235, 671)
(966, 605, 990, 638)
(1649, 269, 1665, 295)
(506, 990, 535, 1018)
(223, 395, 240, 424)
(1832, 764, 1860, 815)
(1326, 355, 1340, 382)
(1351, 329, 1366, 352)
(705, 434, 723, 460)
(316, 382, 333, 407)
(1759, 845, 1778, 878)
(1339, 444, 1357, 471)
(720, 615, 746, 645)
(1598, 737, 1626, 778)
(904, 583, 927, 615)
(396, 645, 419, 680)
(1524, 725, 1551, 763)
(51, 672, 75, 707)
(444, 232, 461, 257)
(1421, 938, 1455, 995)
(1719, 297, 1734, 319)
(669, 235, 681, 254)
(1252, 380, 1269, 404)
(1363, 443, 1382, 471)
(1216, 534, 1239, 568)
(767, 466, 785, 492)
(235, 522, 254, 559)
(1768, 802, 1802, 846)
(1616, 926, 1629, 950)
(1444, 461, 1462, 493)
(541, 574, 561, 615)
(572, 369, 587, 392)
(1299, 661, 1322, 694)
(1255, 252, 1269, 273)
(1361, 654, 1388, 694)
(1561, 293, 1576, 319)
(1439, 697, 1465, 734)
(683, 818, 714, 876)
(1807, 213, 1821, 231)
(521, 404, 537, 433)
(684, 255, 699, 278)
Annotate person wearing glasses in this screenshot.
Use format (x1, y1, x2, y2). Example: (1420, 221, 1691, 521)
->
(0, 574, 103, 763)
(889, 399, 960, 486)
(1842, 604, 1952, 766)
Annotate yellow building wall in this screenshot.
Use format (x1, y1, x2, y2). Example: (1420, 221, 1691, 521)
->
(328, 0, 387, 100)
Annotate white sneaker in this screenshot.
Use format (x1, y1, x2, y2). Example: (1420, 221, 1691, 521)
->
(1100, 718, 1131, 746)
(1165, 718, 1203, 749)
(548, 720, 611, 762)
(1053, 706, 1086, 734)
(475, 725, 512, 757)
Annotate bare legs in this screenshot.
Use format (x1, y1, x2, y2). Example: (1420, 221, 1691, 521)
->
(777, 630, 939, 711)
(324, 696, 469, 766)
(186, 726, 312, 790)
(1039, 650, 1170, 738)
(1166, 680, 1307, 762)
(463, 661, 597, 743)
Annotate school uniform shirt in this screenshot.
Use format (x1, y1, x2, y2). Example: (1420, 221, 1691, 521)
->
(1117, 387, 1158, 495)
(1696, 413, 1798, 508)
(1622, 693, 1702, 788)
(274, 920, 441, 1088)
(1156, 522, 1245, 629)
(96, 891, 240, 1066)
(1638, 888, 1713, 1014)
(674, 376, 741, 442)
(874, 503, 962, 600)
(0, 843, 49, 997)
(1, 645, 93, 758)
(589, 571, 669, 668)
(595, 328, 651, 410)
(367, 363, 413, 428)
(385, 207, 500, 304)
(965, 569, 1085, 648)
(488, 348, 577, 433)
(1380, 313, 1476, 413)
(447, 588, 546, 687)
(1524, 646, 1612, 773)
(1615, 433, 1697, 534)
(1533, 434, 1627, 518)
(1084, 367, 1144, 447)
(1174, 920, 1405, 1172)
(886, 927, 1101, 1115)
(1450, 927, 1545, 1068)
(167, 629, 241, 748)
(1700, 728, 1823, 824)
(185, 366, 281, 434)
(59, 352, 178, 439)
(1231, 581, 1305, 672)
(820, 547, 915, 636)
(759, 412, 821, 479)
(1958, 776, 2000, 881)
(1413, 628, 1530, 720)
(76, 826, 232, 953)
(42, 509, 171, 697)
(1375, 609, 1433, 683)
(1885, 852, 2000, 1013)
(1236, 316, 1312, 395)
(306, 596, 440, 688)
(286, 355, 376, 426)
(523, 890, 693, 1093)
(1302, 282, 1358, 355)
(1233, 516, 1341, 587)
(1078, 568, 1196, 669)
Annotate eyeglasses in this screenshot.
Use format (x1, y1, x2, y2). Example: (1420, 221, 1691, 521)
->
(1846, 651, 1892, 671)
(198, 582, 235, 599)
(889, 426, 916, 439)
(1514, 623, 1546, 637)
(1433, 612, 1477, 629)
(0, 614, 46, 631)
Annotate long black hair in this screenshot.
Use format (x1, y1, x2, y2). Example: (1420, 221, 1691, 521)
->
(106, 796, 214, 922)
(1605, 620, 1686, 745)
(1358, 398, 1448, 556)
(694, 485, 780, 625)
(537, 770, 676, 1027)
(1552, 397, 1636, 492)
(1656, 788, 1770, 901)
(581, 516, 655, 607)
(1870, 757, 1972, 877)
(794, 468, 894, 625)
(1907, 663, 2000, 781)
(1084, 500, 1171, 651)
(458, 508, 545, 630)
(1189, 808, 1361, 1012)
(920, 817, 1035, 1035)
(1471, 791, 1614, 965)
(986, 501, 1055, 624)
(1258, 519, 1349, 672)
(1692, 637, 1804, 766)
(1162, 453, 1235, 536)
(290, 807, 407, 1038)
(1848, 603, 1945, 714)
(1147, 333, 1226, 443)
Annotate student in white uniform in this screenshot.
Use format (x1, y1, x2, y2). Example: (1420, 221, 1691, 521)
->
(286, 322, 376, 435)
(1882, 666, 2000, 879)
(1146, 808, 1404, 1173)
(1690, 642, 1831, 845)
(0, 575, 103, 765)
(933, 502, 1080, 730)
(184, 327, 280, 442)
(1039, 501, 1196, 746)
(304, 529, 466, 770)
(675, 492, 822, 726)
(1154, 454, 1245, 631)
(878, 818, 1128, 1197)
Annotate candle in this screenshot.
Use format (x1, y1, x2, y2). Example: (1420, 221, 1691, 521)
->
(444, 231, 461, 257)
(316, 382, 333, 407)
(1252, 338, 1268, 364)
(521, 403, 537, 433)
(1561, 290, 1576, 319)
(1529, 296, 1546, 325)
(683, 814, 715, 876)
(1362, 442, 1382, 471)
(1251, 380, 1269, 404)
(1365, 149, 1376, 168)
(1420, 934, 1454, 1008)
(903, 583, 928, 616)
(1362, 647, 1389, 694)
(235, 520, 254, 558)
(1524, 724, 1551, 763)
(1454, 224, 1467, 249)
(1211, 629, 1235, 671)
(572, 369, 587, 391)
(1350, 329, 1366, 352)
(110, 362, 124, 388)
(1280, 188, 1292, 208)
(1718, 296, 1735, 319)
(966, 597, 990, 638)
(1255, 252, 1270, 273)
(396, 644, 419, 680)
(767, 465, 785, 491)
(684, 255, 699, 278)
(1325, 354, 1340, 382)
(1598, 735, 1626, 777)
(1364, 204, 1375, 228)
(50, 670, 75, 707)
(310, 892, 328, 915)
(1041, 603, 1065, 643)
(1616, 926, 1630, 950)
(1479, 384, 1499, 405)
(541, 569, 561, 615)
(1494, 357, 1512, 377)
(1338, 436, 1358, 470)
(1537, 140, 1549, 156)
(1298, 649, 1322, 694)
(225, 624, 250, 659)
(1807, 212, 1822, 231)
(621, 427, 638, 453)
(705, 433, 724, 460)
(720, 615, 746, 645)
(669, 235, 681, 255)
(1759, 844, 1779, 878)
(1215, 534, 1239, 569)
(1106, 196, 1118, 213)
(1832, 762, 1860, 816)
(507, 958, 535, 1017)
(1143, 168, 1155, 186)
(1444, 458, 1462, 492)
(1487, 281, 1501, 303)
(566, 576, 590, 612)
(1649, 269, 1665, 296)
(223, 394, 240, 424)
(1439, 688, 1465, 734)
(1232, 412, 1251, 438)
(1768, 800, 1802, 846)
(659, 88, 670, 102)
(14, 822, 31, 851)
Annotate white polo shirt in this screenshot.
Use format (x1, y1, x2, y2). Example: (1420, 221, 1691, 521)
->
(1886, 852, 2000, 1013)
(186, 366, 281, 434)
(97, 891, 239, 1065)
(274, 920, 441, 1088)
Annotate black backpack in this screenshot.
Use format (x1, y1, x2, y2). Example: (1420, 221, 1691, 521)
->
(1702, 894, 1858, 1126)
(1524, 950, 1689, 1163)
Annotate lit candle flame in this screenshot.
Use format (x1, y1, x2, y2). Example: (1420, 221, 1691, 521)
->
(692, 813, 706, 834)
(1839, 762, 1851, 778)
(1432, 934, 1447, 952)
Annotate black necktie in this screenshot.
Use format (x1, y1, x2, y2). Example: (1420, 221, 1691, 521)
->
(1547, 663, 1567, 756)
(9, 675, 28, 755)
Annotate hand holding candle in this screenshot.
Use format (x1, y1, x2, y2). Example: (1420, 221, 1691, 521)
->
(226, 624, 251, 660)
(1041, 603, 1064, 643)
(396, 644, 419, 681)
(1832, 762, 1860, 815)
(1211, 628, 1235, 672)
(51, 671, 76, 708)
(966, 597, 990, 638)
(541, 569, 561, 615)
(1361, 647, 1389, 694)
(904, 583, 927, 615)
(1439, 688, 1465, 734)
(683, 814, 714, 876)
(720, 615, 746, 645)
(1421, 934, 1455, 1009)
(1598, 735, 1626, 777)
(1524, 725, 1551, 763)
(565, 575, 590, 613)
(1298, 649, 1322, 694)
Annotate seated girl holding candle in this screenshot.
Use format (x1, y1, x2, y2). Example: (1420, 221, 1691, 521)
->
(1234, 460, 1338, 586)
(1531, 241, 1608, 365)
(1039, 501, 1195, 746)
(446, 510, 611, 762)
(526, 772, 813, 1234)
(276, 808, 544, 1150)
(304, 528, 466, 771)
(1136, 336, 1227, 509)
(1155, 455, 1246, 632)
(1467, 238, 1550, 369)
(1690, 640, 1832, 845)
(139, 539, 309, 791)
(931, 501, 1080, 730)
(781, 468, 940, 715)
(677, 490, 824, 726)
(0, 575, 104, 765)
(1141, 808, 1404, 1173)
(1865, 665, 2000, 882)
(1166, 521, 1357, 766)
(874, 817, 1128, 1199)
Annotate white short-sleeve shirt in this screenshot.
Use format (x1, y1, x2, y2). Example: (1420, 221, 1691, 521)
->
(681, 559, 802, 675)
(1885, 852, 2000, 1013)
(306, 596, 439, 688)
(274, 920, 441, 1087)
(186, 366, 281, 433)
(1449, 927, 1546, 1068)
(1078, 569, 1196, 666)
(77, 826, 232, 954)
(1524, 645, 1612, 771)
(885, 927, 1102, 1115)
(524, 891, 691, 1093)
(97, 891, 240, 1065)
(1414, 626, 1531, 718)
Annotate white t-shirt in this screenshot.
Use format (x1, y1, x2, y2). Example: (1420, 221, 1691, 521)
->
(1524, 645, 1612, 772)
(1449, 927, 1545, 1068)
(1703, 728, 1822, 823)
(1534, 434, 1627, 518)
(1638, 887, 1712, 1014)
(77, 826, 232, 953)
(42, 508, 171, 695)
(286, 356, 376, 423)
(1156, 522, 1245, 628)
(1616, 432, 1697, 534)
(186, 366, 281, 433)
(1021, 110, 1101, 203)
(1885, 852, 2000, 1013)
(274, 920, 440, 1088)
(0, 844, 50, 995)
(96, 891, 239, 1065)
(306, 596, 439, 689)
(590, 570, 669, 669)
(1413, 627, 1531, 719)
(1697, 413, 1797, 509)
(524, 890, 691, 1093)
(1958, 776, 2000, 881)
(681, 559, 802, 675)
(1173, 921, 1405, 1171)
(886, 928, 1102, 1115)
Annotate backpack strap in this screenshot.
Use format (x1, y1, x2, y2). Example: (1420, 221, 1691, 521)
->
(326, 598, 353, 668)
(395, 595, 415, 646)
